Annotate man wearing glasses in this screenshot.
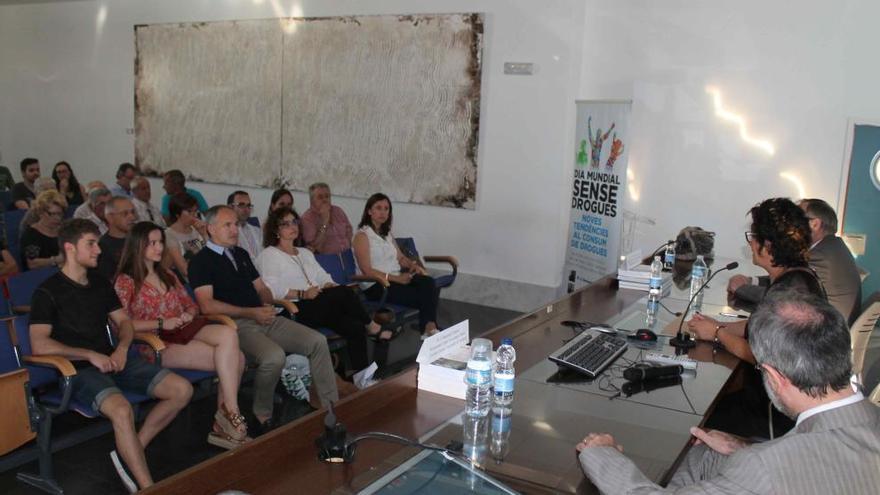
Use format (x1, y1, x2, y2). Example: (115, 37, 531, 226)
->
(227, 190, 262, 260)
(576, 291, 879, 494)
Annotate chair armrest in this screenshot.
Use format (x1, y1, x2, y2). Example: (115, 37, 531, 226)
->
(22, 355, 77, 377)
(423, 255, 459, 275)
(11, 305, 30, 315)
(203, 314, 237, 330)
(350, 274, 390, 287)
(275, 299, 299, 314)
(133, 332, 166, 352)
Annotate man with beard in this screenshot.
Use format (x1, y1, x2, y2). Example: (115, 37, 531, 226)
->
(575, 291, 880, 494)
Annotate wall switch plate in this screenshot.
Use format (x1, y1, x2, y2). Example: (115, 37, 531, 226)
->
(504, 62, 534, 75)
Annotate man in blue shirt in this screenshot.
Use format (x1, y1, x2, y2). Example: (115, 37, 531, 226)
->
(159, 169, 209, 218)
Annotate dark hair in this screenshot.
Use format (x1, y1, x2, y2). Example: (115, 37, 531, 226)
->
(164, 169, 185, 185)
(268, 189, 294, 216)
(116, 162, 137, 178)
(227, 190, 249, 205)
(263, 207, 300, 248)
(58, 218, 100, 258)
(20, 157, 39, 173)
(52, 161, 83, 198)
(748, 198, 810, 268)
(168, 193, 197, 223)
(358, 193, 393, 238)
(800, 198, 838, 236)
(750, 290, 852, 398)
(116, 221, 178, 296)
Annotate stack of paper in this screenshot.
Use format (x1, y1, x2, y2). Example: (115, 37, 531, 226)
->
(617, 265, 672, 294)
(416, 320, 473, 400)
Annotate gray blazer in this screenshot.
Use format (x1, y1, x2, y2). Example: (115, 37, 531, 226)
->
(578, 399, 880, 494)
(734, 235, 862, 323)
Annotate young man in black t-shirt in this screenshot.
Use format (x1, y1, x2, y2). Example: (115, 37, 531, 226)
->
(96, 196, 137, 280)
(29, 219, 192, 492)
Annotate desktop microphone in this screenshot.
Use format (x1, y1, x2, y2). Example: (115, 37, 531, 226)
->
(623, 364, 683, 382)
(316, 403, 351, 463)
(670, 261, 739, 349)
(621, 375, 683, 397)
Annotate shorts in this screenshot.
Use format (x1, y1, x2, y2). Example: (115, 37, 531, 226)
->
(70, 356, 172, 413)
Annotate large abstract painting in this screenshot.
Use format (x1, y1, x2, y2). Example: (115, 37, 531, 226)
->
(135, 13, 483, 208)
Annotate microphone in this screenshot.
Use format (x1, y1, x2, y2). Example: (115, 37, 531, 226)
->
(621, 375, 683, 396)
(623, 364, 683, 382)
(316, 403, 351, 463)
(670, 261, 739, 349)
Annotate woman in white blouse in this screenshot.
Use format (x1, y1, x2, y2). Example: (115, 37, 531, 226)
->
(353, 193, 440, 337)
(256, 207, 387, 372)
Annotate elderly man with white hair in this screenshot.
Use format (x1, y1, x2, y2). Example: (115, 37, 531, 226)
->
(130, 176, 165, 227)
(73, 186, 112, 235)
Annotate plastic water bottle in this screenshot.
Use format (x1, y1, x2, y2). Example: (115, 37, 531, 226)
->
(490, 404, 512, 463)
(645, 256, 662, 325)
(663, 241, 676, 269)
(464, 338, 493, 417)
(493, 338, 516, 407)
(689, 255, 708, 314)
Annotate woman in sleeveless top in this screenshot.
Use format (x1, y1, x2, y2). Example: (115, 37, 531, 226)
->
(353, 193, 440, 337)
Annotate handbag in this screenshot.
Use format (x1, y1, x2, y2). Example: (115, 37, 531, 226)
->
(159, 317, 208, 345)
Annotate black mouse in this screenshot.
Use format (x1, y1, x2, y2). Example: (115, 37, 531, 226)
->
(628, 329, 658, 342)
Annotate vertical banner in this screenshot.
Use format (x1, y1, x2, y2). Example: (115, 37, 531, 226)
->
(564, 100, 631, 292)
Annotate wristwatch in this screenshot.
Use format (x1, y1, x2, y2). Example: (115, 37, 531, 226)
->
(713, 324, 725, 346)
(157, 317, 164, 330)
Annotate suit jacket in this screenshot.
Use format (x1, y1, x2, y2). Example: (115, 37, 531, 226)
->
(734, 235, 862, 323)
(578, 399, 880, 494)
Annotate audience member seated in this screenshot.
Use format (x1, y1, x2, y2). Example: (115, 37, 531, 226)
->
(160, 169, 209, 219)
(52, 160, 86, 206)
(20, 191, 65, 271)
(301, 182, 353, 255)
(29, 219, 193, 492)
(0, 162, 14, 191)
(86, 180, 108, 191)
(0, 237, 18, 276)
(188, 206, 338, 435)
(576, 291, 880, 495)
(728, 198, 862, 324)
(267, 188, 303, 246)
(12, 157, 41, 209)
(353, 193, 440, 337)
(109, 162, 138, 198)
(130, 176, 165, 227)
(73, 187, 112, 235)
(228, 190, 262, 260)
(689, 197, 825, 438)
(165, 193, 206, 282)
(257, 207, 387, 373)
(115, 221, 248, 449)
(19, 177, 69, 232)
(96, 196, 137, 281)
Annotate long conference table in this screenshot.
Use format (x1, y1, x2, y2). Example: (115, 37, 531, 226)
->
(142, 261, 751, 494)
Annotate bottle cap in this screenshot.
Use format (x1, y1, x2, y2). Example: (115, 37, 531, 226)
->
(501, 338, 513, 346)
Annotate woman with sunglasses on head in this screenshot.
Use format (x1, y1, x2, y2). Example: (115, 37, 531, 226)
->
(165, 192, 206, 281)
(353, 193, 440, 338)
(256, 207, 388, 373)
(114, 221, 248, 449)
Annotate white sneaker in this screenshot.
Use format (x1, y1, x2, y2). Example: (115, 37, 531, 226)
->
(110, 450, 138, 493)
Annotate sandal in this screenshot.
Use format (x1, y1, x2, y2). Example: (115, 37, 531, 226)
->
(368, 324, 402, 342)
(372, 308, 396, 326)
(207, 424, 252, 450)
(214, 403, 248, 442)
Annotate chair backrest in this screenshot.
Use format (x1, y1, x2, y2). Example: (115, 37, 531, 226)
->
(0, 285, 11, 318)
(0, 190, 12, 210)
(340, 249, 358, 282)
(851, 301, 880, 380)
(64, 204, 77, 219)
(395, 237, 420, 260)
(4, 209, 27, 259)
(8, 266, 59, 309)
(315, 252, 348, 285)
(247, 216, 261, 228)
(5, 315, 58, 388)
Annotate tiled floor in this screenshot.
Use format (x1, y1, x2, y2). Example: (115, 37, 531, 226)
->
(0, 299, 520, 495)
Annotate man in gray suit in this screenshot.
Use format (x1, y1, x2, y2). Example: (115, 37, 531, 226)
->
(728, 198, 862, 323)
(576, 291, 880, 494)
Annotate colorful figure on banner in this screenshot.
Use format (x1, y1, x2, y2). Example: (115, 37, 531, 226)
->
(605, 133, 624, 168)
(587, 116, 616, 168)
(576, 140, 589, 166)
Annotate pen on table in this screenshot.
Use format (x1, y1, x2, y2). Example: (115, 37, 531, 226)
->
(718, 312, 748, 319)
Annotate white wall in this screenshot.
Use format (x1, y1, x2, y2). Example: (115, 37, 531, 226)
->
(0, 0, 585, 303)
(580, 0, 880, 263)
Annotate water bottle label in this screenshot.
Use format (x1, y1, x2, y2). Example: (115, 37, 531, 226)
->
(466, 368, 492, 386)
(692, 266, 706, 277)
(492, 414, 511, 433)
(494, 375, 514, 393)
(649, 275, 662, 289)
(664, 253, 674, 264)
(647, 300, 658, 312)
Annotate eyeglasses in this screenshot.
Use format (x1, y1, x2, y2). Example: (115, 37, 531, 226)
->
(278, 220, 299, 228)
(744, 232, 757, 244)
(234, 203, 254, 209)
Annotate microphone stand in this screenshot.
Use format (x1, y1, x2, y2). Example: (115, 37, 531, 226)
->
(670, 261, 739, 349)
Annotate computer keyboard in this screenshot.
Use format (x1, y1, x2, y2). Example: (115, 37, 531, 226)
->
(548, 329, 628, 377)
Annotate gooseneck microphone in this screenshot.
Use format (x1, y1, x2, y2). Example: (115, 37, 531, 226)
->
(670, 261, 739, 349)
(316, 403, 350, 463)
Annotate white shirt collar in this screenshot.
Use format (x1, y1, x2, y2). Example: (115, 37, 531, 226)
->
(796, 391, 864, 426)
(206, 240, 226, 255)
